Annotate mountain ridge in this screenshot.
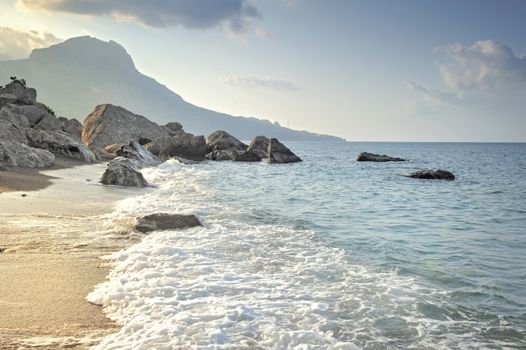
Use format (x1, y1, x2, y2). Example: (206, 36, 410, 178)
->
(0, 36, 344, 142)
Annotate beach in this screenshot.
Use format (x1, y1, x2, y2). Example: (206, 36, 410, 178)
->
(0, 160, 141, 349)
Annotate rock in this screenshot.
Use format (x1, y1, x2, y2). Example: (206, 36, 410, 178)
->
(100, 157, 147, 187)
(0, 119, 28, 144)
(357, 152, 405, 162)
(146, 133, 206, 161)
(138, 137, 152, 145)
(61, 118, 83, 138)
(82, 104, 168, 152)
(25, 129, 96, 162)
(0, 104, 51, 127)
(205, 130, 247, 161)
(104, 143, 124, 154)
(163, 122, 184, 136)
(0, 80, 36, 104)
(233, 150, 262, 162)
(268, 138, 302, 164)
(116, 141, 160, 166)
(34, 114, 63, 131)
(135, 213, 202, 233)
(405, 169, 455, 181)
(0, 106, 30, 128)
(247, 136, 270, 158)
(0, 141, 55, 168)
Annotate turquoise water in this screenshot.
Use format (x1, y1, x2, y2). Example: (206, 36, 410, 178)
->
(92, 142, 526, 349)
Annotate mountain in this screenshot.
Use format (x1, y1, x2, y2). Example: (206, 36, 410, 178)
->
(0, 36, 344, 142)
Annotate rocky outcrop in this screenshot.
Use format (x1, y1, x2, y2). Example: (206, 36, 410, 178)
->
(0, 79, 36, 105)
(205, 130, 247, 161)
(100, 157, 147, 187)
(135, 213, 202, 233)
(82, 104, 168, 153)
(0, 141, 54, 168)
(25, 129, 96, 162)
(357, 152, 405, 162)
(247, 136, 270, 158)
(146, 133, 206, 161)
(116, 141, 160, 166)
(268, 138, 302, 164)
(405, 169, 455, 181)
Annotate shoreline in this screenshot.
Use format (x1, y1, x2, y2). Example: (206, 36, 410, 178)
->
(0, 159, 143, 349)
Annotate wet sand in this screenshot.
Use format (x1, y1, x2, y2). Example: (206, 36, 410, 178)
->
(0, 161, 145, 349)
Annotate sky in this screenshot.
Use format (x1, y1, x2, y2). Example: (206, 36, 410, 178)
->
(0, 0, 525, 142)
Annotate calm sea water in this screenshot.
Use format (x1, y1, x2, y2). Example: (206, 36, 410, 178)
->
(89, 142, 526, 349)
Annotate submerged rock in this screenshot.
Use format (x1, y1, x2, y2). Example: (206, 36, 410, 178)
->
(82, 104, 168, 153)
(405, 169, 455, 181)
(100, 157, 147, 187)
(357, 152, 405, 162)
(147, 133, 206, 161)
(247, 136, 270, 158)
(268, 138, 302, 164)
(135, 213, 202, 233)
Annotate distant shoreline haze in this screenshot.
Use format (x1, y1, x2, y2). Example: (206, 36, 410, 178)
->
(0, 36, 344, 142)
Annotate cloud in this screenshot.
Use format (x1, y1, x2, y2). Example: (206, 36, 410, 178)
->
(0, 27, 61, 60)
(435, 39, 526, 93)
(220, 75, 299, 91)
(20, 0, 261, 33)
(406, 81, 457, 107)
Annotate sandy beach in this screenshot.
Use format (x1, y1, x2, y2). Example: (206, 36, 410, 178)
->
(0, 160, 144, 349)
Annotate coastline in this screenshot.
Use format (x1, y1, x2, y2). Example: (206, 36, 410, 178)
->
(0, 160, 143, 349)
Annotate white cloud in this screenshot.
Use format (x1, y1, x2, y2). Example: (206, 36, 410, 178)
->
(0, 27, 61, 60)
(20, 0, 261, 33)
(434, 39, 526, 93)
(406, 81, 457, 107)
(220, 75, 299, 91)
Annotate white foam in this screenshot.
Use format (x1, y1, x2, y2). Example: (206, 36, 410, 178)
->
(88, 161, 509, 349)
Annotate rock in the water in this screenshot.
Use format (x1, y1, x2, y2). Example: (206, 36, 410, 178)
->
(0, 141, 55, 168)
(405, 169, 455, 180)
(233, 150, 262, 162)
(357, 152, 405, 162)
(163, 122, 184, 136)
(247, 136, 270, 158)
(147, 133, 206, 161)
(135, 213, 202, 233)
(25, 129, 96, 162)
(116, 141, 160, 166)
(268, 138, 302, 164)
(100, 157, 147, 187)
(82, 104, 168, 153)
(205, 130, 247, 161)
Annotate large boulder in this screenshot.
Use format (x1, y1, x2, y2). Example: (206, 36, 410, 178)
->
(268, 138, 302, 164)
(146, 133, 206, 161)
(135, 213, 202, 233)
(0, 104, 51, 127)
(405, 169, 455, 181)
(116, 141, 160, 166)
(82, 104, 168, 153)
(100, 157, 147, 187)
(163, 122, 184, 136)
(25, 129, 96, 162)
(247, 136, 270, 158)
(0, 141, 54, 168)
(205, 130, 247, 161)
(357, 152, 405, 162)
(233, 151, 262, 162)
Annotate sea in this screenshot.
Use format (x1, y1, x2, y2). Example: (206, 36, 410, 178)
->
(87, 142, 526, 349)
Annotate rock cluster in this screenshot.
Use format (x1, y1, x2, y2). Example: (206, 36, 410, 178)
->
(0, 78, 95, 167)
